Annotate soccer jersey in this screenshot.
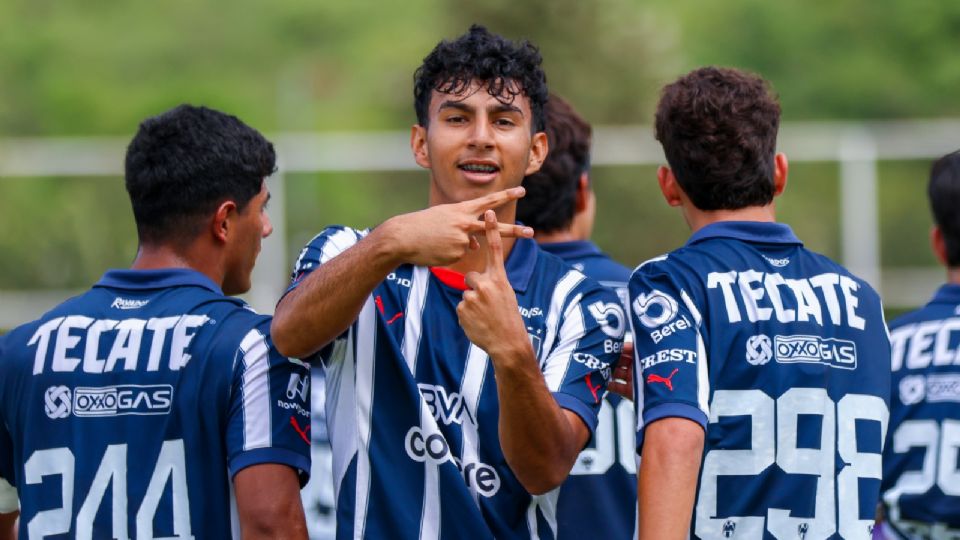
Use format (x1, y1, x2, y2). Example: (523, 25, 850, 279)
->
(289, 227, 625, 540)
(302, 367, 337, 540)
(539, 241, 636, 540)
(0, 268, 311, 539)
(630, 221, 890, 540)
(881, 284, 960, 539)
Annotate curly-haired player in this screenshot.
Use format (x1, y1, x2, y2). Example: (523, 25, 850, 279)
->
(632, 67, 891, 539)
(272, 25, 624, 539)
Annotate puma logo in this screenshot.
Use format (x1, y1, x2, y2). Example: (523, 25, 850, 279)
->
(646, 368, 679, 391)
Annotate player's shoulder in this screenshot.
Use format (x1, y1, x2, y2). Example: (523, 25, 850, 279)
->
(801, 247, 882, 300)
(535, 246, 616, 299)
(299, 225, 369, 251)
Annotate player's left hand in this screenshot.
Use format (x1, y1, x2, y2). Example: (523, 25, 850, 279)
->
(607, 341, 634, 401)
(457, 210, 532, 360)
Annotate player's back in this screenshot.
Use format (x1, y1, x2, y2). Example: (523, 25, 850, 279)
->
(881, 284, 960, 539)
(631, 221, 891, 539)
(0, 268, 308, 539)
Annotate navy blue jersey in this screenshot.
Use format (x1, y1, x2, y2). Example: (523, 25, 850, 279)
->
(540, 241, 636, 540)
(301, 367, 336, 540)
(630, 222, 891, 540)
(0, 269, 311, 539)
(289, 227, 625, 540)
(881, 284, 960, 539)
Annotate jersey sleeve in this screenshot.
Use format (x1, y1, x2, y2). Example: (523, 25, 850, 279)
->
(225, 319, 312, 486)
(286, 226, 368, 296)
(630, 257, 709, 452)
(542, 278, 626, 436)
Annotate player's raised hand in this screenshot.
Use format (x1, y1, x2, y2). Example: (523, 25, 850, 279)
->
(377, 187, 534, 267)
(457, 211, 532, 360)
(607, 341, 634, 401)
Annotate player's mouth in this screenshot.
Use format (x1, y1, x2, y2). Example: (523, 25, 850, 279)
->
(457, 161, 500, 184)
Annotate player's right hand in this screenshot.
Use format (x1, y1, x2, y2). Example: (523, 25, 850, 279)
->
(377, 187, 534, 267)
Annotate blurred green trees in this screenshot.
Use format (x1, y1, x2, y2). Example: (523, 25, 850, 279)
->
(0, 0, 949, 292)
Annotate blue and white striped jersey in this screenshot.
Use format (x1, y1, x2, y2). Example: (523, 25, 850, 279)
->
(881, 284, 960, 539)
(290, 227, 625, 540)
(539, 241, 636, 540)
(0, 269, 311, 539)
(630, 222, 891, 540)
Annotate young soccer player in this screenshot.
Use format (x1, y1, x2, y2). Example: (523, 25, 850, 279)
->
(0, 105, 311, 538)
(517, 94, 636, 540)
(632, 67, 891, 539)
(272, 26, 624, 539)
(880, 151, 960, 539)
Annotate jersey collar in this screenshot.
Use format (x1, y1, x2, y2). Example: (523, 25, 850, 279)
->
(686, 221, 803, 247)
(430, 236, 538, 293)
(538, 240, 602, 261)
(930, 283, 960, 305)
(94, 268, 223, 295)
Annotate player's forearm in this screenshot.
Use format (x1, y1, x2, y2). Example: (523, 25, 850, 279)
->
(272, 226, 401, 358)
(492, 345, 585, 494)
(235, 465, 309, 540)
(637, 418, 704, 540)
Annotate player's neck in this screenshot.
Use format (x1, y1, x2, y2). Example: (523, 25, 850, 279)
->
(446, 235, 518, 275)
(132, 242, 223, 287)
(534, 229, 582, 244)
(685, 203, 777, 234)
(947, 266, 960, 285)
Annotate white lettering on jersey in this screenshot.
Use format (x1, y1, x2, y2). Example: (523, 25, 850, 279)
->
(418, 384, 476, 425)
(29, 315, 211, 374)
(707, 271, 865, 330)
(890, 317, 960, 371)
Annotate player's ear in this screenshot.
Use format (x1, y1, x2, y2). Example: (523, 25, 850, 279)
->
(657, 166, 683, 207)
(411, 124, 431, 169)
(524, 131, 548, 176)
(773, 152, 789, 197)
(212, 200, 237, 244)
(931, 225, 949, 266)
(575, 173, 590, 212)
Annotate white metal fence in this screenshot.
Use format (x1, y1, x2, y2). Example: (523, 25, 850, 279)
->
(2, 119, 958, 328)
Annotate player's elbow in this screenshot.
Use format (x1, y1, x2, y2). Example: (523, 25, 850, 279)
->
(520, 470, 566, 495)
(237, 492, 308, 540)
(270, 304, 310, 359)
(643, 417, 705, 462)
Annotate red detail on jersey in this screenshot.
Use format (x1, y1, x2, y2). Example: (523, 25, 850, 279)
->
(585, 375, 603, 403)
(290, 416, 310, 444)
(646, 368, 679, 391)
(387, 312, 404, 325)
(430, 267, 468, 290)
(375, 295, 385, 315)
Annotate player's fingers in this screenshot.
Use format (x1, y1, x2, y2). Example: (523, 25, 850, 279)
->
(482, 210, 505, 272)
(463, 186, 525, 213)
(607, 379, 634, 402)
(463, 271, 482, 291)
(469, 235, 480, 250)
(464, 221, 533, 239)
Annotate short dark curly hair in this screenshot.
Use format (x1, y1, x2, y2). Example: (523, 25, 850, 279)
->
(654, 67, 781, 210)
(929, 150, 960, 267)
(517, 94, 591, 232)
(125, 104, 276, 245)
(414, 24, 548, 133)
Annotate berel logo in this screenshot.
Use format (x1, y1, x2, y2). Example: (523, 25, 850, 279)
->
(111, 297, 149, 310)
(73, 385, 173, 417)
(404, 426, 501, 497)
(44, 385, 72, 419)
(588, 301, 626, 339)
(633, 290, 679, 329)
(418, 384, 475, 425)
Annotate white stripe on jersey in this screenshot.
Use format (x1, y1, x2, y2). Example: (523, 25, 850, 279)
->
(418, 405, 441, 540)
(459, 344, 490, 503)
(402, 267, 430, 373)
(680, 290, 710, 416)
(543, 293, 586, 392)
(325, 336, 357, 505)
(239, 329, 271, 451)
(354, 297, 378, 540)
(320, 228, 363, 264)
(541, 271, 587, 368)
(632, 254, 668, 275)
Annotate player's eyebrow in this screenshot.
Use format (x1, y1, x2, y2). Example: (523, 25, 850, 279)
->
(437, 100, 524, 117)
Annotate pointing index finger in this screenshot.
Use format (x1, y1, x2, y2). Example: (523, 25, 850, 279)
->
(483, 210, 505, 272)
(465, 186, 526, 214)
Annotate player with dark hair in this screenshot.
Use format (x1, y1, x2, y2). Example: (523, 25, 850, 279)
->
(517, 94, 636, 540)
(632, 67, 890, 539)
(880, 151, 960, 539)
(272, 25, 624, 539)
(0, 105, 311, 538)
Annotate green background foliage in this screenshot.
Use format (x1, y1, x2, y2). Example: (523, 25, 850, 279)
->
(0, 0, 947, 294)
